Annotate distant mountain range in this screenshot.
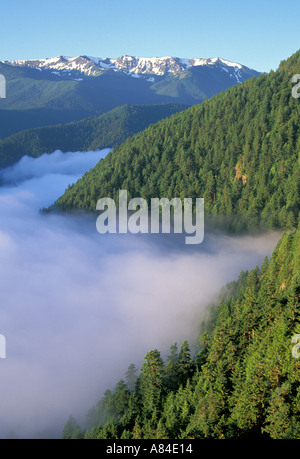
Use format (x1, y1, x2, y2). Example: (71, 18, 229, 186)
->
(0, 55, 260, 139)
(2, 55, 259, 83)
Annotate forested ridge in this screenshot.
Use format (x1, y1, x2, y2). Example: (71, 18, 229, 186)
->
(63, 227, 300, 439)
(0, 104, 186, 169)
(56, 50, 300, 232)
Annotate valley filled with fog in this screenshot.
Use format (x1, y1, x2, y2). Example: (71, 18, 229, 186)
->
(0, 149, 281, 438)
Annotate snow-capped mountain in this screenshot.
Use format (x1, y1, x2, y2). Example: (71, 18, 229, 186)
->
(2, 55, 257, 84)
(0, 54, 260, 139)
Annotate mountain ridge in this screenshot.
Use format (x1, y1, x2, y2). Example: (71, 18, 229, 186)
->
(0, 103, 187, 169)
(0, 55, 260, 139)
(2, 54, 260, 83)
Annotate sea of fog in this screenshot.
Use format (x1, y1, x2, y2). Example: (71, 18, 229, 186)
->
(0, 149, 281, 438)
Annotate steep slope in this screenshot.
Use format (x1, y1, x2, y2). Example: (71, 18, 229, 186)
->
(150, 62, 259, 103)
(0, 103, 187, 169)
(64, 227, 300, 439)
(55, 50, 300, 231)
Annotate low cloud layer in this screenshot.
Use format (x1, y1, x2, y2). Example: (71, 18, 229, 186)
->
(0, 149, 111, 208)
(0, 150, 281, 438)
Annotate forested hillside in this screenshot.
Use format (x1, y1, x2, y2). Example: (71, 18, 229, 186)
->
(56, 51, 300, 232)
(0, 104, 186, 169)
(60, 52, 300, 439)
(63, 227, 300, 439)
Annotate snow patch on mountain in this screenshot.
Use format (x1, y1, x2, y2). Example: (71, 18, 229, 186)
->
(1, 54, 257, 84)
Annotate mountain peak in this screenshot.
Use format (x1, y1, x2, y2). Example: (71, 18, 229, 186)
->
(1, 54, 259, 83)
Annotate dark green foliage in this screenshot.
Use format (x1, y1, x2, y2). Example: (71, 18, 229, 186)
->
(65, 228, 299, 439)
(0, 104, 187, 169)
(55, 50, 300, 231)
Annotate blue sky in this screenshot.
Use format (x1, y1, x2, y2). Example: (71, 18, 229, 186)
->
(1, 0, 299, 72)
